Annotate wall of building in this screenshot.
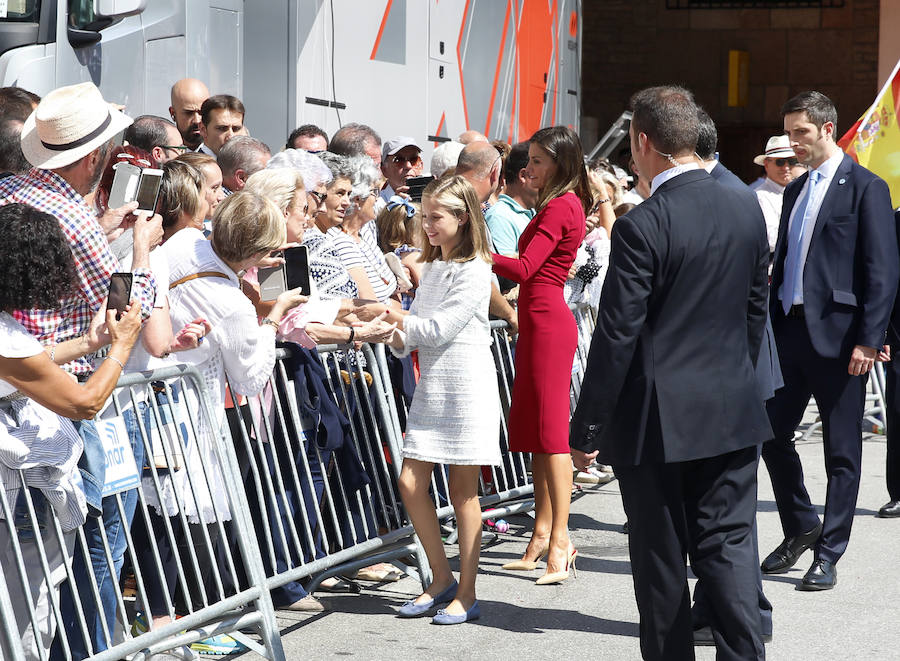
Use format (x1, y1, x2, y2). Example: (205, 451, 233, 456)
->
(582, 0, 880, 183)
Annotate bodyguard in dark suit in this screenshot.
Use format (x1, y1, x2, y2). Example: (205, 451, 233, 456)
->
(761, 92, 899, 590)
(875, 209, 900, 519)
(571, 86, 772, 661)
(691, 110, 776, 654)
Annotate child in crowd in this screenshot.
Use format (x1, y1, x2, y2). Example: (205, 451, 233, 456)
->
(385, 176, 500, 625)
(376, 195, 422, 309)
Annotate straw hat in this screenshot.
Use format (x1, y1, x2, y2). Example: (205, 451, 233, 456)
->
(753, 135, 795, 166)
(21, 82, 132, 169)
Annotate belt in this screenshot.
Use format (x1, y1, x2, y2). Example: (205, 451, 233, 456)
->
(787, 304, 805, 319)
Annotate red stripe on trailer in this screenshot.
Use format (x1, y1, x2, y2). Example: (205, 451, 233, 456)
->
(457, 0, 472, 129)
(370, 0, 394, 61)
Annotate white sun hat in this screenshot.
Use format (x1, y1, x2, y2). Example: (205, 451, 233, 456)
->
(21, 82, 132, 170)
(753, 135, 796, 166)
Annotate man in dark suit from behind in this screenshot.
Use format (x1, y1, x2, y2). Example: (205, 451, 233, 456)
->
(877, 210, 900, 519)
(691, 108, 777, 653)
(760, 92, 899, 590)
(570, 86, 772, 661)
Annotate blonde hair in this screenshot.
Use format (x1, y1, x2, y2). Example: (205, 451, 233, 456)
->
(244, 167, 305, 215)
(159, 159, 204, 229)
(419, 175, 492, 264)
(176, 151, 219, 180)
(588, 168, 624, 208)
(210, 191, 285, 263)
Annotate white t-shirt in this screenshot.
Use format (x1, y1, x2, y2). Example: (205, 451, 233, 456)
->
(118, 247, 173, 373)
(0, 312, 43, 397)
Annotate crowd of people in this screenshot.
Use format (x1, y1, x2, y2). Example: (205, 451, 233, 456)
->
(1, 74, 898, 661)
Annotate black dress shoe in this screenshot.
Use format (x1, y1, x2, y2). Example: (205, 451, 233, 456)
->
(877, 500, 900, 518)
(798, 558, 836, 590)
(693, 625, 773, 646)
(760, 521, 822, 574)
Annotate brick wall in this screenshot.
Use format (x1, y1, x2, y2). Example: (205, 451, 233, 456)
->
(582, 0, 880, 183)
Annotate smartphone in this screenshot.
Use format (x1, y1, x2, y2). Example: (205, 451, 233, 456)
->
(107, 165, 163, 213)
(257, 260, 287, 302)
(106, 272, 133, 320)
(134, 168, 163, 213)
(284, 245, 311, 295)
(406, 175, 434, 202)
(107, 162, 141, 210)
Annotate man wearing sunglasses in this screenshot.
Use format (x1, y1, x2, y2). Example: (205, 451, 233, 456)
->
(754, 135, 800, 255)
(379, 136, 422, 204)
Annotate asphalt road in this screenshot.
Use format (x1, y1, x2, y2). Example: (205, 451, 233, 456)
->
(241, 430, 898, 660)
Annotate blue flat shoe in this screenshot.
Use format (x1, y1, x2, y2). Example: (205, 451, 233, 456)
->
(397, 581, 458, 618)
(432, 600, 480, 625)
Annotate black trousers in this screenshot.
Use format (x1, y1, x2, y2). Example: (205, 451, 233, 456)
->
(883, 359, 900, 501)
(761, 315, 866, 563)
(692, 448, 771, 648)
(617, 445, 764, 661)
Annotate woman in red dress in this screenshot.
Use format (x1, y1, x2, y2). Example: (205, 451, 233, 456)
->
(492, 126, 591, 584)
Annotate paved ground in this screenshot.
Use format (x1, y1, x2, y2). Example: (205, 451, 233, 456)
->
(245, 429, 898, 660)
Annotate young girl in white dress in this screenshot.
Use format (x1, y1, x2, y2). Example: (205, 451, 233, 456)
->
(387, 175, 501, 625)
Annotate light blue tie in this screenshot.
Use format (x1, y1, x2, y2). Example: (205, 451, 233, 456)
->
(781, 171, 820, 314)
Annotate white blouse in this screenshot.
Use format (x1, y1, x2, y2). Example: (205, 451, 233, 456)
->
(152, 229, 278, 522)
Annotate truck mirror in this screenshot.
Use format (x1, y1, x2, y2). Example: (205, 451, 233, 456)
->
(94, 0, 147, 18)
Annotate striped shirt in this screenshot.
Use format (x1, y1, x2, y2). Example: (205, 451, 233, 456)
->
(328, 223, 397, 303)
(0, 168, 156, 376)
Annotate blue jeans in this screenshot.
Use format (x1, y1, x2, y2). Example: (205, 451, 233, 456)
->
(51, 408, 146, 659)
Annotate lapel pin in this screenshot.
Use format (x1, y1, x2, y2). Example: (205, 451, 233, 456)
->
(838, 178, 846, 184)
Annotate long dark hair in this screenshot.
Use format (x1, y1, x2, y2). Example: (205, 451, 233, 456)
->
(0, 204, 77, 312)
(530, 126, 592, 215)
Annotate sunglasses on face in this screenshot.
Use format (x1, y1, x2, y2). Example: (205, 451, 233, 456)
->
(310, 191, 327, 204)
(391, 154, 420, 165)
(773, 157, 799, 167)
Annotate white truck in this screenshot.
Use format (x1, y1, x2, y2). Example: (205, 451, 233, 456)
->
(0, 0, 581, 160)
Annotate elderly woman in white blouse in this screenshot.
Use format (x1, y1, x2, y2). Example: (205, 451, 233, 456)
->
(136, 191, 306, 628)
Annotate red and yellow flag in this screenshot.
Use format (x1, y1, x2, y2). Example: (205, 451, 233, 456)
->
(838, 59, 900, 207)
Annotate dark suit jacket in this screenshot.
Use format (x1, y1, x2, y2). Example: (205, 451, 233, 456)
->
(709, 161, 746, 189)
(770, 154, 898, 358)
(570, 169, 773, 466)
(710, 161, 784, 400)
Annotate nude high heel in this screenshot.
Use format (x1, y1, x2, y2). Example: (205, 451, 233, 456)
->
(535, 548, 577, 585)
(501, 544, 549, 571)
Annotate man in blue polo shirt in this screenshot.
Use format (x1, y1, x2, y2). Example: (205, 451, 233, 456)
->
(485, 141, 536, 255)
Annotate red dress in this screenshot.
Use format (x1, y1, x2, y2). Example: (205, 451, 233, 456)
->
(492, 192, 586, 454)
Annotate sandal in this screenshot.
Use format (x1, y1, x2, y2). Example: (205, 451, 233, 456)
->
(317, 576, 361, 593)
(353, 563, 404, 583)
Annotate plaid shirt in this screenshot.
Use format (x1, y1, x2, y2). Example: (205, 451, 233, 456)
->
(0, 168, 156, 376)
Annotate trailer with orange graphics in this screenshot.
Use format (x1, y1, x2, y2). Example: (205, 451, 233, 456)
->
(243, 0, 582, 159)
(0, 1, 581, 161)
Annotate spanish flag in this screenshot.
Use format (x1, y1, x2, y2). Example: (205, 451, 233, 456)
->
(838, 59, 900, 207)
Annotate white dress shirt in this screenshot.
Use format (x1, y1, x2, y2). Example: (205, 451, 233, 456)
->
(778, 148, 845, 306)
(650, 162, 700, 196)
(755, 177, 786, 253)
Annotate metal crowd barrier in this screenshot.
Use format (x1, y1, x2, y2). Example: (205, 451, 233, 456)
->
(1, 307, 604, 660)
(223, 326, 537, 596)
(1, 365, 284, 661)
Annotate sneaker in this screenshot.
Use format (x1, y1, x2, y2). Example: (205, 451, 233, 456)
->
(131, 613, 149, 637)
(190, 634, 248, 656)
(574, 466, 615, 485)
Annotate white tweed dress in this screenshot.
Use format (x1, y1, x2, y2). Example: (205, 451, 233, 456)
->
(391, 258, 501, 466)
